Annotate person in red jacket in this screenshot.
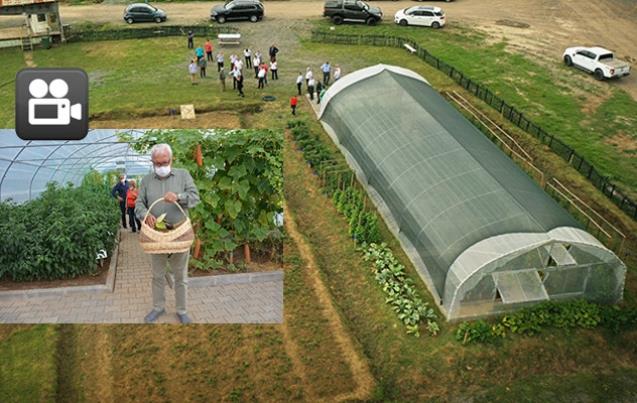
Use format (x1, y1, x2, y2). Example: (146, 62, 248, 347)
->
(204, 39, 214, 62)
(126, 179, 142, 232)
(290, 95, 298, 115)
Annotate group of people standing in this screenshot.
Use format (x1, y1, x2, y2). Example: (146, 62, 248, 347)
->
(290, 61, 342, 115)
(187, 31, 281, 98)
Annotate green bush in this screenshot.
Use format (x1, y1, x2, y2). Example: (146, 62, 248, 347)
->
(0, 178, 119, 281)
(455, 299, 636, 344)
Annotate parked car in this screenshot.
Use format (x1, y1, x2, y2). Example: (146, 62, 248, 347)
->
(562, 46, 631, 80)
(123, 3, 167, 24)
(211, 0, 264, 24)
(394, 6, 445, 28)
(323, 0, 383, 26)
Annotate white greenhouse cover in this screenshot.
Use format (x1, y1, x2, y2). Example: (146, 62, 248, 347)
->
(0, 129, 151, 202)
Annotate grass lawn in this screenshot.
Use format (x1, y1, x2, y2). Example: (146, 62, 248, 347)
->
(0, 325, 58, 403)
(312, 21, 637, 199)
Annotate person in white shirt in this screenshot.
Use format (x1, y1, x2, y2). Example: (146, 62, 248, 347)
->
(333, 65, 342, 81)
(216, 52, 224, 72)
(305, 67, 313, 87)
(296, 72, 303, 95)
(257, 65, 266, 89)
(244, 48, 252, 68)
(252, 54, 260, 78)
(188, 59, 198, 84)
(235, 58, 244, 74)
(270, 60, 278, 80)
(307, 77, 316, 100)
(321, 61, 331, 85)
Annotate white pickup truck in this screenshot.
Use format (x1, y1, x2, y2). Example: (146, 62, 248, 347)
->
(563, 47, 631, 80)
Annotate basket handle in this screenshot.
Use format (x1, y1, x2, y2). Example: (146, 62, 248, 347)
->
(143, 197, 188, 223)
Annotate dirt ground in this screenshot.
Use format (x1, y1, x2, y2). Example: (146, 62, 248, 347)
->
(1, 0, 635, 97)
(90, 110, 242, 128)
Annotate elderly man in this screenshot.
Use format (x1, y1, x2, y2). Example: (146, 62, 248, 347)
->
(135, 144, 200, 324)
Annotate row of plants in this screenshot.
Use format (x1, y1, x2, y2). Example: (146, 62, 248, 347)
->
(333, 187, 381, 245)
(455, 299, 637, 344)
(0, 173, 120, 281)
(363, 243, 439, 336)
(123, 129, 284, 271)
(288, 119, 439, 336)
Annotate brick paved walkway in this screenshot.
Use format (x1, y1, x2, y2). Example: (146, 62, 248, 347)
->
(0, 230, 283, 324)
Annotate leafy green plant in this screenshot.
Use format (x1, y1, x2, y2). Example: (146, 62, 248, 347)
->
(363, 243, 438, 337)
(122, 129, 283, 270)
(455, 299, 635, 344)
(0, 176, 119, 281)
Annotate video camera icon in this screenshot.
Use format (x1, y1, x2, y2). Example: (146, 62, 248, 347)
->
(16, 68, 89, 141)
(28, 78, 82, 125)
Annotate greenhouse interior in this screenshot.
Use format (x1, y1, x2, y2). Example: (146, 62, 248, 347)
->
(318, 64, 627, 320)
(0, 129, 151, 202)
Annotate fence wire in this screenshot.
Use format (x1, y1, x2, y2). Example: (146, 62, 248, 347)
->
(310, 30, 637, 221)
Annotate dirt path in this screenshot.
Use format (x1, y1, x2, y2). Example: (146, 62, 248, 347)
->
(284, 196, 375, 401)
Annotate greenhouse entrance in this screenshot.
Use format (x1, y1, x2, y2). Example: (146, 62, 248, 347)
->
(492, 271, 548, 305)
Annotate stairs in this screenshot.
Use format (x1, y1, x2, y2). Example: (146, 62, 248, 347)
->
(20, 35, 33, 52)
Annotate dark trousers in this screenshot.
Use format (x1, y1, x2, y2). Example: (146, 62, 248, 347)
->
(291, 105, 296, 115)
(258, 77, 265, 89)
(245, 56, 252, 68)
(233, 76, 237, 89)
(206, 51, 213, 61)
(271, 69, 278, 80)
(237, 82, 244, 97)
(323, 72, 330, 86)
(297, 82, 302, 95)
(119, 201, 127, 228)
(254, 66, 259, 78)
(127, 207, 141, 232)
(200, 67, 206, 78)
(188, 39, 193, 49)
(217, 62, 223, 72)
(308, 86, 314, 100)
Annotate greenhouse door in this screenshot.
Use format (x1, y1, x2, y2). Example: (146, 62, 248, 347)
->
(492, 271, 549, 304)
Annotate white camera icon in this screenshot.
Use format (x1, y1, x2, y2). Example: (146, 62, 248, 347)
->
(27, 78, 82, 125)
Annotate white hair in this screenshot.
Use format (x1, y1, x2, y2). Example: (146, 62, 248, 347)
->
(150, 143, 173, 160)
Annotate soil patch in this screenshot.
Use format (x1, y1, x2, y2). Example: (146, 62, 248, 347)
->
(495, 19, 530, 29)
(0, 257, 111, 291)
(605, 131, 637, 153)
(90, 111, 242, 129)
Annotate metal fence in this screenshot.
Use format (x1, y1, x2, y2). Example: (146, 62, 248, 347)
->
(310, 30, 637, 221)
(64, 25, 238, 43)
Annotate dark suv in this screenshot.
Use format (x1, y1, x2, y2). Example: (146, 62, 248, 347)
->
(323, 0, 383, 25)
(211, 0, 264, 24)
(123, 3, 167, 24)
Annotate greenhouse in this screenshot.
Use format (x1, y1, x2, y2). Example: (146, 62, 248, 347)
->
(0, 129, 151, 202)
(318, 64, 626, 320)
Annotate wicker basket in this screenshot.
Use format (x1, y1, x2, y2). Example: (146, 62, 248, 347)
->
(140, 198, 194, 254)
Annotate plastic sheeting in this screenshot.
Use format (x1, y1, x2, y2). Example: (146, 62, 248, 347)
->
(319, 65, 626, 319)
(0, 129, 151, 203)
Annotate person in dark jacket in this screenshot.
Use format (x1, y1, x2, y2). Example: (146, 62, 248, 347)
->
(111, 174, 129, 229)
(268, 44, 279, 62)
(187, 30, 194, 49)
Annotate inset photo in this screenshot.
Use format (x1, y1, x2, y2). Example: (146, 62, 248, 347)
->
(0, 128, 284, 324)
